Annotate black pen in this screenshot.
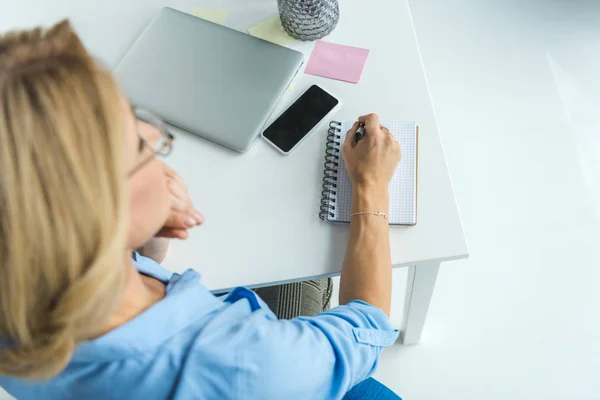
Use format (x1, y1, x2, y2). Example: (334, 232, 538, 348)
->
(354, 122, 365, 143)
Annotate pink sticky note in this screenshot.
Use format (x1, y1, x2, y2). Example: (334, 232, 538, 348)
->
(305, 41, 370, 84)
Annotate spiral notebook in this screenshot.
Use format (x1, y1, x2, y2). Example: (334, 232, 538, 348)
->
(319, 120, 418, 225)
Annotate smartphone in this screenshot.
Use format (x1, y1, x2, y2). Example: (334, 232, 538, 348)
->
(262, 85, 340, 155)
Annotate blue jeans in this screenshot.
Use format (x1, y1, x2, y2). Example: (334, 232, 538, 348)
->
(343, 378, 401, 400)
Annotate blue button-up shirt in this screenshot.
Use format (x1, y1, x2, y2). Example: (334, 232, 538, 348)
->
(0, 254, 398, 399)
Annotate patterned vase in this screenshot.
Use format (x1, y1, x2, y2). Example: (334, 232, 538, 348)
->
(277, 0, 340, 41)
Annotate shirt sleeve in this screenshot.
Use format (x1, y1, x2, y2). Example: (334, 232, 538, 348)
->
(237, 296, 398, 400)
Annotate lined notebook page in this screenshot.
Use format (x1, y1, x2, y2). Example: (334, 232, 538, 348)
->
(329, 121, 417, 225)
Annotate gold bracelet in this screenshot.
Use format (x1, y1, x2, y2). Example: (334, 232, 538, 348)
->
(350, 211, 388, 220)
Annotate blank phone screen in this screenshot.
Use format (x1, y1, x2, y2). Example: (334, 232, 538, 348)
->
(263, 85, 339, 153)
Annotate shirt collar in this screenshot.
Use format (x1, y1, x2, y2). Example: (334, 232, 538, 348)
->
(72, 267, 223, 362)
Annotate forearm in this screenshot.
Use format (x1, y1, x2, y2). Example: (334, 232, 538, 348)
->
(136, 237, 170, 264)
(339, 186, 392, 316)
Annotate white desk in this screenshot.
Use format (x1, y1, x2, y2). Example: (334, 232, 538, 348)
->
(2, 0, 468, 344)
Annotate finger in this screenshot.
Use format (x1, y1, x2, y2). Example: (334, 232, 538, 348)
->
(395, 141, 402, 160)
(192, 209, 205, 224)
(155, 228, 179, 239)
(168, 178, 188, 201)
(170, 193, 190, 212)
(162, 161, 177, 178)
(170, 229, 189, 240)
(165, 209, 202, 230)
(168, 179, 194, 213)
(156, 227, 189, 240)
(344, 121, 360, 146)
(163, 163, 186, 187)
(163, 164, 194, 214)
(358, 113, 381, 135)
(357, 113, 380, 124)
(381, 126, 394, 141)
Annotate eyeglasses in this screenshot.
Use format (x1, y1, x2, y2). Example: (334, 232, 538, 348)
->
(128, 108, 175, 177)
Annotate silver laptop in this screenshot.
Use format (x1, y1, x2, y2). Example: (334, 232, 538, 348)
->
(114, 7, 304, 152)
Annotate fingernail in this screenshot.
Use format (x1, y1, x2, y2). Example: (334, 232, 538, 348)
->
(194, 212, 204, 224)
(186, 217, 196, 227)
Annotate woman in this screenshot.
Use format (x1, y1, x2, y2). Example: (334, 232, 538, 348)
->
(0, 21, 401, 399)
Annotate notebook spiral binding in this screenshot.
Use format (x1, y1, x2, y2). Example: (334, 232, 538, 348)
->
(319, 121, 342, 220)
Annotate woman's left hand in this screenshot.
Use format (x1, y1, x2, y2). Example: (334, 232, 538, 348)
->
(156, 163, 204, 240)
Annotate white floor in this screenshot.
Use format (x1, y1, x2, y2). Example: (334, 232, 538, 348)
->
(2, 1, 600, 399)
(366, 1, 600, 399)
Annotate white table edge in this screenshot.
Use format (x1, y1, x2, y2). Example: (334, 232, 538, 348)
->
(209, 252, 469, 294)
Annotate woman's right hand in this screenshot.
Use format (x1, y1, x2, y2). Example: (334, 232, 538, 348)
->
(342, 113, 402, 194)
(156, 163, 204, 240)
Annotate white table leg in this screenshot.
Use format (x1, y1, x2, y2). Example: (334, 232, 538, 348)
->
(400, 261, 440, 345)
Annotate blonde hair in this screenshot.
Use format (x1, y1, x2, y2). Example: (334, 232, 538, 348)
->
(0, 21, 128, 379)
